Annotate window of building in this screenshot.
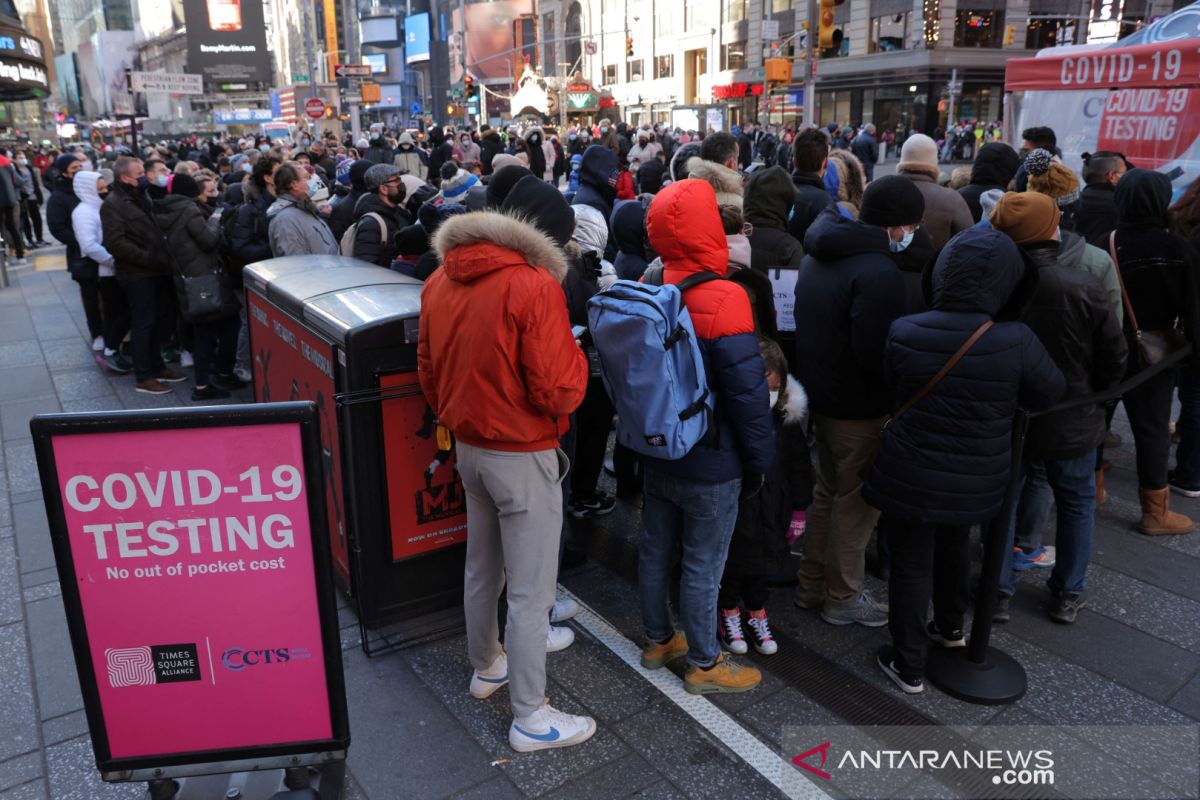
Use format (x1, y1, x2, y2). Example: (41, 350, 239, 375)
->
(542, 12, 557, 72)
(655, 54, 674, 78)
(723, 0, 748, 23)
(721, 41, 747, 71)
(696, 48, 708, 75)
(869, 12, 909, 52)
(1025, 17, 1074, 48)
(603, 63, 618, 84)
(685, 1, 709, 30)
(656, 10, 674, 36)
(627, 59, 644, 81)
(766, 0, 795, 14)
(954, 9, 1005, 47)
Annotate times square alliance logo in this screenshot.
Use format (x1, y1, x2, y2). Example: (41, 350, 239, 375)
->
(105, 644, 202, 687)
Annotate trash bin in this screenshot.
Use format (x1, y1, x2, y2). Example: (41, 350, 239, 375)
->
(243, 256, 467, 632)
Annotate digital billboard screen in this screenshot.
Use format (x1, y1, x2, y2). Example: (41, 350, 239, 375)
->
(183, 0, 272, 84)
(405, 13, 430, 65)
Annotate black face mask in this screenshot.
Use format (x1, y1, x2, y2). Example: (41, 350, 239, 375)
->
(97, 191, 108, 199)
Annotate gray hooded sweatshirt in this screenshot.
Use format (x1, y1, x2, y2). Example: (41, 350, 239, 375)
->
(267, 192, 339, 257)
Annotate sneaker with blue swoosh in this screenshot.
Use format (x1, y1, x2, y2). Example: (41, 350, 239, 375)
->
(509, 701, 597, 752)
(469, 652, 508, 699)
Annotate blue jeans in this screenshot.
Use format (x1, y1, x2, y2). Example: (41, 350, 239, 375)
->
(1001, 451, 1097, 598)
(639, 467, 741, 668)
(1174, 366, 1200, 486)
(1013, 460, 1052, 552)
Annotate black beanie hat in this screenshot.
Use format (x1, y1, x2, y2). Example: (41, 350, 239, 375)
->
(859, 175, 926, 227)
(171, 173, 201, 198)
(501, 175, 575, 248)
(485, 164, 533, 209)
(349, 159, 373, 191)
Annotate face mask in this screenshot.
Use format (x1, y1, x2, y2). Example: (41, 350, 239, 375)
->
(16, 158, 26, 166)
(307, 177, 321, 196)
(154, 173, 170, 188)
(97, 191, 108, 199)
(136, 175, 149, 190)
(600, 126, 609, 134)
(889, 229, 915, 252)
(242, 162, 252, 173)
(569, 134, 577, 141)
(300, 138, 310, 147)
(769, 390, 779, 408)
(259, 144, 271, 153)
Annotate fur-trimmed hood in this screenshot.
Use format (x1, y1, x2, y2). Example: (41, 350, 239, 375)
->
(433, 210, 569, 284)
(896, 162, 942, 183)
(685, 157, 744, 208)
(780, 375, 808, 426)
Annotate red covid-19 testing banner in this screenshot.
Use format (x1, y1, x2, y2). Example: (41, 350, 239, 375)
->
(32, 405, 348, 776)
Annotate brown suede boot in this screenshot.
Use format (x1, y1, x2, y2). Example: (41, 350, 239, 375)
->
(1096, 470, 1108, 507)
(1138, 488, 1195, 535)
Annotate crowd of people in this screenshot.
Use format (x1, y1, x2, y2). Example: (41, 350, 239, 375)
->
(10, 115, 1198, 754)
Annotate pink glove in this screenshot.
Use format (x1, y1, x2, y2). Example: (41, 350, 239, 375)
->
(786, 511, 806, 545)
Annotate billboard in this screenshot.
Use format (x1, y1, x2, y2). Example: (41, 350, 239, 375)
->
(405, 12, 430, 65)
(449, 0, 534, 82)
(76, 31, 138, 116)
(31, 404, 348, 778)
(183, 0, 272, 85)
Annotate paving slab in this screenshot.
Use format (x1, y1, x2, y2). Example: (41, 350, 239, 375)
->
(0, 368, 53, 403)
(37, 343, 98, 374)
(44, 737, 142, 800)
(38, 714, 87, 749)
(11, 501, 53, 577)
(3, 445, 40, 496)
(47, 371, 116, 405)
(0, 752, 42, 794)
(23, 599, 82, 721)
(1167, 670, 1200, 721)
(0, 344, 45, 370)
(0, 781, 48, 800)
(0, 399, 58, 444)
(0, 535, 21, 625)
(0, 624, 40, 762)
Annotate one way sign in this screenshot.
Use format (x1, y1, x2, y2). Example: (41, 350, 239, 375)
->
(334, 64, 371, 78)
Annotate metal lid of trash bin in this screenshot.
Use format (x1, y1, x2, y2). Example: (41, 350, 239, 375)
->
(303, 282, 423, 342)
(243, 256, 413, 315)
(242, 255, 352, 290)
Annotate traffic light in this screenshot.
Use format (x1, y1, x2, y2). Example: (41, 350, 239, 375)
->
(818, 0, 836, 49)
(464, 74, 476, 102)
(626, 36, 634, 57)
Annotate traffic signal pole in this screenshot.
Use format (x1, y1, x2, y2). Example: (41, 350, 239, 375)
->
(803, 0, 816, 127)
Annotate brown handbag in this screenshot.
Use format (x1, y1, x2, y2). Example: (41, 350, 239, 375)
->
(860, 319, 994, 478)
(1109, 231, 1188, 366)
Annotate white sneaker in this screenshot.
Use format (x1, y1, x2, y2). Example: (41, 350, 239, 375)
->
(546, 624, 575, 653)
(550, 595, 579, 624)
(91, 336, 104, 352)
(180, 350, 194, 368)
(509, 701, 597, 752)
(9, 257, 26, 266)
(234, 367, 253, 383)
(468, 651, 508, 699)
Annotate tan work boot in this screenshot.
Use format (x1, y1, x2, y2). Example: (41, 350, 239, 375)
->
(683, 654, 762, 694)
(640, 631, 688, 670)
(1096, 470, 1108, 507)
(1138, 488, 1195, 535)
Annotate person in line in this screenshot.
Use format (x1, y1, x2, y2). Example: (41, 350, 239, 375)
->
(990, 192, 1127, 624)
(788, 128, 835, 245)
(71, 170, 131, 375)
(349, 164, 408, 267)
(267, 163, 340, 257)
(100, 156, 186, 394)
(636, 179, 775, 694)
(850, 123, 878, 182)
(895, 134, 973, 251)
(792, 176, 925, 627)
(1077, 151, 1128, 248)
(47, 154, 102, 349)
(864, 228, 1065, 694)
(12, 149, 46, 247)
(958, 142, 1021, 223)
(418, 172, 593, 753)
(744, 166, 803, 273)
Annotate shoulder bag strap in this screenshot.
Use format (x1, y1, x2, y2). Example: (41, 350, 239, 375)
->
(892, 319, 995, 424)
(1108, 230, 1141, 335)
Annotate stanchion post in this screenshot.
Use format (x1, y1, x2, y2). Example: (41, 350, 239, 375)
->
(926, 409, 1029, 704)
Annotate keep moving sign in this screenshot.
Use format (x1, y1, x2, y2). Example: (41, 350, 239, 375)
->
(31, 403, 348, 781)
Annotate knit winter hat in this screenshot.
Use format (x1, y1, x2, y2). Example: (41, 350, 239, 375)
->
(898, 134, 939, 169)
(979, 188, 1006, 220)
(1025, 148, 1081, 207)
(502, 175, 575, 248)
(989, 191, 1061, 245)
(439, 167, 479, 201)
(485, 164, 533, 209)
(364, 163, 404, 192)
(54, 153, 79, 173)
(859, 175, 926, 227)
(490, 153, 524, 173)
(170, 172, 200, 198)
(349, 159, 373, 191)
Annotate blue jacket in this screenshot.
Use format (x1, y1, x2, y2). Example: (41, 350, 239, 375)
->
(863, 228, 1065, 525)
(644, 179, 775, 483)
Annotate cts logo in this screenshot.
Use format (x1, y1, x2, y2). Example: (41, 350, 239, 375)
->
(221, 646, 311, 671)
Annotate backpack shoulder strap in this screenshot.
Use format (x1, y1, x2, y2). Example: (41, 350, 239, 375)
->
(674, 270, 723, 296)
(366, 211, 387, 243)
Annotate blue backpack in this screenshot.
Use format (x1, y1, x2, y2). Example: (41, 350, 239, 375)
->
(587, 273, 720, 460)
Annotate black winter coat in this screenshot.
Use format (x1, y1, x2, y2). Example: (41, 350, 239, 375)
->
(958, 143, 1021, 222)
(327, 187, 365, 241)
(1019, 243, 1127, 460)
(100, 182, 170, 281)
(155, 194, 236, 323)
(793, 208, 910, 419)
(1077, 183, 1120, 248)
(46, 177, 87, 278)
(787, 172, 834, 245)
(728, 377, 813, 577)
(610, 200, 651, 281)
(479, 132, 504, 175)
(864, 228, 1065, 525)
(745, 165, 803, 272)
(228, 188, 274, 277)
(349, 192, 409, 267)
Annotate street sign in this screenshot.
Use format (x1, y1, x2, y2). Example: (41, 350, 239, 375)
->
(761, 20, 780, 41)
(343, 94, 362, 104)
(410, 102, 422, 115)
(584, 40, 597, 55)
(130, 71, 203, 95)
(948, 80, 963, 94)
(304, 97, 326, 119)
(293, 74, 310, 83)
(334, 64, 371, 78)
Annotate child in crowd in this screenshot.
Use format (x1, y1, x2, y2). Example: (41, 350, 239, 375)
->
(717, 339, 813, 656)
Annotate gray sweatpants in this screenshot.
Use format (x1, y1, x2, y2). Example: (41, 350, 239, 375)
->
(457, 442, 568, 719)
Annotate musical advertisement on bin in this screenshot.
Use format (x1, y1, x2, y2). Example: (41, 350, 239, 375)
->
(49, 423, 333, 759)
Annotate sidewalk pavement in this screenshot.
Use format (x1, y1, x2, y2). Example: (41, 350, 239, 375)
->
(2, 249, 1199, 799)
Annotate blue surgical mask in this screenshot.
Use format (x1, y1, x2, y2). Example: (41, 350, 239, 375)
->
(307, 177, 321, 196)
(259, 144, 270, 153)
(889, 229, 915, 252)
(242, 162, 252, 173)
(569, 134, 577, 141)
(154, 173, 170, 188)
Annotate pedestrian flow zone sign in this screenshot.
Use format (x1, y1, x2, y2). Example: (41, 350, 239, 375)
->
(30, 403, 349, 782)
